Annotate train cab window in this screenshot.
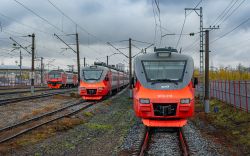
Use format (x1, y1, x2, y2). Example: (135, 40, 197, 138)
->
(142, 60, 186, 83)
(83, 70, 103, 80)
(67, 74, 73, 79)
(48, 73, 61, 79)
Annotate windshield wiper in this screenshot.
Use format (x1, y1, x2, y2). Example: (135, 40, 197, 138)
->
(151, 79, 178, 85)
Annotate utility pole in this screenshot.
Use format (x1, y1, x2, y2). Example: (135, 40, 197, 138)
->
(54, 33, 81, 85)
(204, 30, 209, 113)
(30, 33, 35, 94)
(19, 50, 22, 84)
(40, 57, 43, 85)
(129, 38, 132, 97)
(76, 33, 80, 84)
(203, 26, 219, 113)
(106, 55, 109, 66)
(10, 37, 32, 87)
(84, 57, 86, 67)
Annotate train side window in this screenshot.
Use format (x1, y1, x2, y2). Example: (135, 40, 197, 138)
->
(105, 75, 109, 81)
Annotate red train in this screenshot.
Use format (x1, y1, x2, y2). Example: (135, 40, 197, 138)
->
(132, 47, 198, 127)
(79, 62, 129, 100)
(47, 70, 78, 89)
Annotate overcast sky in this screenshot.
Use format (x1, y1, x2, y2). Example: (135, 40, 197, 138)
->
(0, 0, 249, 71)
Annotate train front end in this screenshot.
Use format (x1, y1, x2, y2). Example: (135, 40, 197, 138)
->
(47, 70, 65, 89)
(79, 65, 110, 100)
(133, 47, 197, 127)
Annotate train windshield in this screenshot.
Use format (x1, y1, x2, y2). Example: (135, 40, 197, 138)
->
(142, 60, 186, 83)
(83, 70, 103, 80)
(48, 73, 61, 79)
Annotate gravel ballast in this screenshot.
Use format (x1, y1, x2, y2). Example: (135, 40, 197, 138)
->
(3, 88, 135, 156)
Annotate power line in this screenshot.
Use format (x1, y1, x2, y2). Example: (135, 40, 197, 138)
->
(214, 0, 239, 26)
(211, 0, 235, 26)
(218, 0, 246, 26)
(13, 0, 64, 33)
(0, 12, 51, 35)
(211, 17, 250, 43)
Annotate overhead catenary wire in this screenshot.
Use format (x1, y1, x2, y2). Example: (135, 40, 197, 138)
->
(154, 0, 163, 46)
(176, 0, 202, 49)
(151, 0, 158, 45)
(47, 0, 117, 57)
(175, 14, 187, 49)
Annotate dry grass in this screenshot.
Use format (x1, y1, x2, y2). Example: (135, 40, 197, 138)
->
(0, 117, 85, 154)
(53, 94, 72, 99)
(194, 68, 250, 80)
(20, 104, 58, 120)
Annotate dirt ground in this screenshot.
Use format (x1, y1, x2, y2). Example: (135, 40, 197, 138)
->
(190, 98, 250, 155)
(1, 89, 135, 156)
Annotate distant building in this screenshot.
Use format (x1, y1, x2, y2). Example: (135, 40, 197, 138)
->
(116, 63, 125, 71)
(0, 65, 45, 86)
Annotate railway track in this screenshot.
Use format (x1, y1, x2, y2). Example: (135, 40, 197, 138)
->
(0, 87, 77, 95)
(139, 127, 189, 156)
(0, 86, 47, 91)
(0, 89, 76, 106)
(0, 100, 94, 144)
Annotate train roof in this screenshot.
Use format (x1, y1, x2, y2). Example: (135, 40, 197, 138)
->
(48, 69, 65, 73)
(82, 62, 126, 73)
(135, 47, 193, 61)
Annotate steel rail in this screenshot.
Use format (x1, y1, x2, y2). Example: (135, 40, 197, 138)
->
(0, 101, 93, 144)
(0, 89, 75, 106)
(138, 127, 190, 156)
(0, 86, 47, 91)
(0, 87, 73, 95)
(178, 128, 190, 156)
(139, 127, 151, 156)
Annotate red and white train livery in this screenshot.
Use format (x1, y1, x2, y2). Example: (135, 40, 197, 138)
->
(79, 62, 129, 100)
(47, 70, 78, 89)
(132, 47, 198, 127)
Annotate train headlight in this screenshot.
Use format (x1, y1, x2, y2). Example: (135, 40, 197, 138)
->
(98, 87, 104, 90)
(79, 87, 86, 91)
(139, 98, 150, 104)
(180, 98, 190, 104)
(98, 87, 104, 92)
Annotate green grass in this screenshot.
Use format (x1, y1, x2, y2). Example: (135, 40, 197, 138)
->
(85, 123, 113, 131)
(194, 99, 250, 153)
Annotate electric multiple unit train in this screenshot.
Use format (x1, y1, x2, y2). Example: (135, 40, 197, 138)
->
(47, 70, 78, 89)
(79, 62, 129, 100)
(132, 47, 197, 127)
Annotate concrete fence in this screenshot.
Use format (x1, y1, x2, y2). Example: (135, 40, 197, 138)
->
(209, 80, 250, 112)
